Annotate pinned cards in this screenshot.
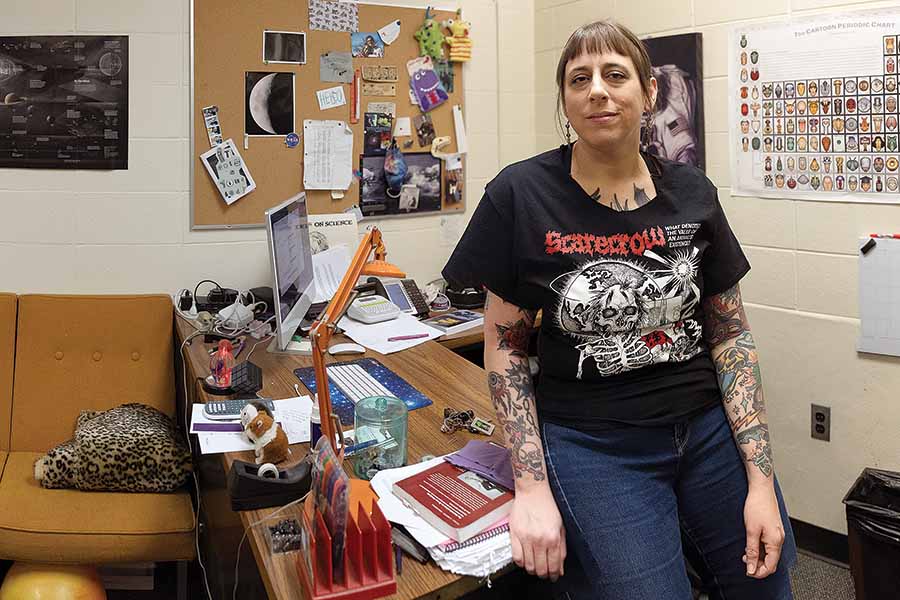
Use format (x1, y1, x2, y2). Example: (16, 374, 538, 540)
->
(362, 81, 396, 96)
(378, 20, 401, 45)
(362, 65, 398, 82)
(317, 86, 347, 110)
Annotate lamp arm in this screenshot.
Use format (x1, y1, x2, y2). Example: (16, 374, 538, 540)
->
(308, 226, 404, 456)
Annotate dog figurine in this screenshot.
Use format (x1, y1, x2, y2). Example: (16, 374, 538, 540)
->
(241, 403, 290, 464)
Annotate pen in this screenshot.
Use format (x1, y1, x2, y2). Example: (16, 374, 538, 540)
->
(387, 333, 429, 342)
(869, 233, 900, 239)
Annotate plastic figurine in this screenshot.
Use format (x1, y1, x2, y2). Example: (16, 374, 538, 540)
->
(414, 7, 445, 60)
(209, 339, 234, 389)
(442, 9, 472, 62)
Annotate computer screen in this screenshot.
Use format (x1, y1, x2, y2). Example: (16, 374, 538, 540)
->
(383, 282, 412, 311)
(264, 193, 315, 351)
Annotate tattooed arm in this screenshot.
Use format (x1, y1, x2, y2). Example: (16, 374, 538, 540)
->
(702, 283, 785, 578)
(701, 283, 772, 482)
(484, 291, 565, 581)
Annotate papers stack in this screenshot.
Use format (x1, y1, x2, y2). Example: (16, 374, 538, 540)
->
(369, 456, 513, 578)
(189, 396, 313, 454)
(337, 312, 443, 354)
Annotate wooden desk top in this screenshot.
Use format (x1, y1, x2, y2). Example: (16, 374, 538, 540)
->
(176, 316, 496, 600)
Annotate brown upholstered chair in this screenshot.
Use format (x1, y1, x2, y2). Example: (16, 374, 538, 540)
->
(0, 294, 194, 594)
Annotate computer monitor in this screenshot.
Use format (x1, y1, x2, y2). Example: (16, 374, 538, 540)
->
(264, 192, 316, 352)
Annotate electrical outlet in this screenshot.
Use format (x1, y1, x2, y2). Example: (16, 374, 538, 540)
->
(811, 404, 831, 442)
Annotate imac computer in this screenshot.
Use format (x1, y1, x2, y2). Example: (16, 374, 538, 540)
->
(264, 192, 316, 353)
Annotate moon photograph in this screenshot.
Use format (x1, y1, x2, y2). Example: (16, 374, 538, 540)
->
(244, 71, 294, 136)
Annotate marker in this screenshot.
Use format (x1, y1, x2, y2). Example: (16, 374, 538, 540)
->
(869, 233, 900, 238)
(387, 333, 429, 342)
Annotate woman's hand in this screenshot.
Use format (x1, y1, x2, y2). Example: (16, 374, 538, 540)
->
(509, 482, 567, 581)
(742, 483, 785, 579)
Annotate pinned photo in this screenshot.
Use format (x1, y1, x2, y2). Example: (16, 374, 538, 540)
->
(413, 113, 435, 146)
(201, 105, 223, 147)
(263, 30, 306, 64)
(351, 32, 385, 58)
(245, 72, 295, 136)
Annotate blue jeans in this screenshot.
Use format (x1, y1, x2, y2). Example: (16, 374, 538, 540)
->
(542, 403, 797, 600)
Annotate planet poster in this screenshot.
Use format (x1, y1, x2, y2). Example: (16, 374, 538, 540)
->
(0, 35, 128, 169)
(244, 71, 295, 136)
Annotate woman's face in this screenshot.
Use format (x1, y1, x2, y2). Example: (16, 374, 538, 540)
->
(563, 50, 655, 149)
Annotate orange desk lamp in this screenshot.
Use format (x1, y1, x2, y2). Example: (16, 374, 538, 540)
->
(309, 226, 405, 457)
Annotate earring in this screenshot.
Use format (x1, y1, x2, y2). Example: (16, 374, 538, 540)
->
(640, 111, 652, 149)
(565, 121, 572, 144)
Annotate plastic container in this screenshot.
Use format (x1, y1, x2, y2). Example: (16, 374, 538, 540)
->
(843, 468, 900, 600)
(351, 396, 408, 480)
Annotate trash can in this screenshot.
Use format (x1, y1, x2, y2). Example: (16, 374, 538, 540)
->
(843, 468, 900, 600)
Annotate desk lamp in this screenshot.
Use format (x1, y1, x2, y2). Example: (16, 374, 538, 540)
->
(309, 226, 405, 456)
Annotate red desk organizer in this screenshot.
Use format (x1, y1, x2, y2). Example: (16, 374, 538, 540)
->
(297, 495, 396, 599)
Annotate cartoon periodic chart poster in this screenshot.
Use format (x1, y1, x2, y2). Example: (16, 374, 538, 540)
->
(729, 10, 900, 202)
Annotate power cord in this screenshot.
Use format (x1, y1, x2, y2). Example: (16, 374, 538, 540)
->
(232, 491, 310, 600)
(179, 330, 214, 600)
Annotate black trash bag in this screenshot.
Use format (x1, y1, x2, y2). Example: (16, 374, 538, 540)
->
(843, 468, 900, 546)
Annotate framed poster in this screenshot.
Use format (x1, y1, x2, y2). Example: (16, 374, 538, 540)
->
(729, 9, 900, 201)
(0, 35, 128, 169)
(642, 33, 705, 169)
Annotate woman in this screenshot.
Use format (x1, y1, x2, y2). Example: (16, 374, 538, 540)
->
(442, 20, 796, 599)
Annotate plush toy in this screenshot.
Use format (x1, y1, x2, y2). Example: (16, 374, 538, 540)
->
(414, 7, 445, 60)
(241, 402, 290, 464)
(442, 9, 472, 62)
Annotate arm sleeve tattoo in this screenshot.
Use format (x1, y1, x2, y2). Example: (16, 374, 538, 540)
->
(484, 296, 545, 484)
(702, 284, 774, 480)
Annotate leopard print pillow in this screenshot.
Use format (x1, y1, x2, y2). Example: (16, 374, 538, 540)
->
(34, 403, 191, 493)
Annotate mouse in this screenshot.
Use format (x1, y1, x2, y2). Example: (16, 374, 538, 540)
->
(328, 342, 366, 355)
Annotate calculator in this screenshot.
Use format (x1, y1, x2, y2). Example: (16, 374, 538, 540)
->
(202, 398, 276, 421)
(346, 295, 401, 324)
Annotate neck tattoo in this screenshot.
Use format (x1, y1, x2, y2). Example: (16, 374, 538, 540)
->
(589, 184, 652, 211)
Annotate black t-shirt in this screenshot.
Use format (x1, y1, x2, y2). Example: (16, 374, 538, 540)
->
(442, 145, 751, 432)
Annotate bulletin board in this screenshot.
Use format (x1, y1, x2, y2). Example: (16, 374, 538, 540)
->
(191, 0, 466, 229)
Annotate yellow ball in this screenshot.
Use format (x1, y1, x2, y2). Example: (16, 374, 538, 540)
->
(0, 562, 106, 600)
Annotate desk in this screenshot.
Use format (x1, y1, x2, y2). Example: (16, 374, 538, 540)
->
(176, 316, 499, 600)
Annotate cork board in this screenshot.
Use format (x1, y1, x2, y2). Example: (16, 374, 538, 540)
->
(191, 0, 466, 229)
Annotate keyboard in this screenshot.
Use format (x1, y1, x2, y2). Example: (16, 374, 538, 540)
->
(327, 363, 393, 404)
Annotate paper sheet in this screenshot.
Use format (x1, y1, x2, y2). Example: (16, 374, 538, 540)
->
(393, 116, 412, 137)
(337, 312, 443, 354)
(316, 86, 347, 110)
(199, 139, 255, 205)
(311, 246, 352, 303)
(453, 105, 468, 154)
(190, 396, 313, 455)
(367, 101, 396, 116)
(320, 51, 353, 83)
(303, 120, 354, 190)
(309, 0, 358, 33)
(858, 237, 900, 356)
